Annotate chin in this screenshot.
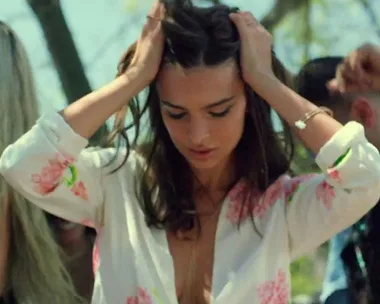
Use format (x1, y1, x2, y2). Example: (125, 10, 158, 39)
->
(56, 223, 86, 246)
(186, 157, 221, 171)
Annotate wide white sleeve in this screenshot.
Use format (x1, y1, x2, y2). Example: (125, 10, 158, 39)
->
(284, 121, 380, 259)
(0, 111, 118, 229)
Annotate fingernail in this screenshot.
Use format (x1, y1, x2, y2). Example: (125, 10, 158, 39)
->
(229, 13, 239, 21)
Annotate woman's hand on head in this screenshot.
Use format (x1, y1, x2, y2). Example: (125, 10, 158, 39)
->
(229, 11, 274, 87)
(128, 1, 165, 84)
(328, 43, 380, 93)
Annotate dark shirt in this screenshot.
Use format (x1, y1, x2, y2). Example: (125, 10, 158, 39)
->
(342, 201, 380, 303)
(0, 293, 15, 304)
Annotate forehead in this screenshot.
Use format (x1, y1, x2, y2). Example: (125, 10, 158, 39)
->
(156, 61, 244, 107)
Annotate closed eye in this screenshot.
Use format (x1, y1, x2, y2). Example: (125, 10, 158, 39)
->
(167, 111, 186, 120)
(209, 106, 232, 118)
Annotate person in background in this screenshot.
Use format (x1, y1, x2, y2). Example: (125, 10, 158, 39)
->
(295, 44, 380, 304)
(0, 21, 94, 303)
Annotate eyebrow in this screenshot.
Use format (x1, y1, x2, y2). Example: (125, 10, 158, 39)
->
(160, 96, 235, 110)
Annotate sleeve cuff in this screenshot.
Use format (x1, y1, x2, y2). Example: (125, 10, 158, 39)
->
(37, 111, 89, 157)
(315, 121, 366, 171)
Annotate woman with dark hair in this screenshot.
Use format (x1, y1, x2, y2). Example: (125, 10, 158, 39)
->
(1, 1, 380, 303)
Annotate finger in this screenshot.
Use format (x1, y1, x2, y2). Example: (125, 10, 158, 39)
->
(326, 79, 339, 92)
(335, 61, 361, 90)
(158, 0, 165, 19)
(241, 11, 256, 23)
(332, 63, 351, 93)
(229, 13, 250, 39)
(241, 11, 260, 29)
(148, 1, 163, 19)
(347, 50, 365, 80)
(143, 2, 164, 36)
(341, 61, 359, 84)
(240, 11, 271, 40)
(335, 63, 346, 88)
(329, 76, 366, 94)
(151, 19, 164, 43)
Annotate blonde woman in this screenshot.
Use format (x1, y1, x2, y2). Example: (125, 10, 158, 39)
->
(0, 22, 94, 303)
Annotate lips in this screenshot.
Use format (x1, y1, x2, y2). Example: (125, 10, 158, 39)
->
(190, 148, 214, 154)
(188, 148, 215, 159)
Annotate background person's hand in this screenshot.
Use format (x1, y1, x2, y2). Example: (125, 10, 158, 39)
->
(328, 43, 380, 93)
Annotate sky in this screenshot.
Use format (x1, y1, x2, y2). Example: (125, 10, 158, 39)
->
(0, 0, 379, 115)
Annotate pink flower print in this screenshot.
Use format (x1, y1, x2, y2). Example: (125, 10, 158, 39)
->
(31, 154, 72, 195)
(126, 297, 138, 304)
(316, 180, 336, 210)
(257, 269, 290, 304)
(126, 288, 152, 304)
(71, 181, 88, 200)
(226, 196, 252, 224)
(226, 176, 288, 224)
(137, 288, 152, 304)
(81, 219, 95, 229)
(226, 181, 258, 224)
(92, 225, 104, 275)
(253, 177, 286, 219)
(228, 180, 249, 201)
(285, 174, 316, 203)
(327, 168, 341, 182)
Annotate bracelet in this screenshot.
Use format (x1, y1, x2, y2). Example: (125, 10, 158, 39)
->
(294, 106, 333, 130)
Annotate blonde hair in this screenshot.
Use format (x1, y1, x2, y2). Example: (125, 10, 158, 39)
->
(0, 22, 81, 304)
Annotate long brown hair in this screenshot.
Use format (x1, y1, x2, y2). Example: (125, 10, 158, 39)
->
(108, 0, 294, 233)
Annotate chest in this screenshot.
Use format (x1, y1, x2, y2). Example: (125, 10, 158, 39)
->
(167, 213, 220, 304)
(97, 181, 292, 303)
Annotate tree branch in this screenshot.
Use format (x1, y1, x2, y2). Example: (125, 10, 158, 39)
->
(27, 0, 108, 145)
(357, 0, 380, 39)
(301, 0, 312, 63)
(199, 0, 307, 33)
(203, 0, 221, 4)
(261, 0, 306, 32)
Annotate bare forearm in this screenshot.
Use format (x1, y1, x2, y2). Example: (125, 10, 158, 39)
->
(251, 74, 343, 155)
(60, 68, 147, 140)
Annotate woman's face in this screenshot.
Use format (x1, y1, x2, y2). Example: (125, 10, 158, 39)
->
(156, 61, 247, 171)
(47, 214, 87, 248)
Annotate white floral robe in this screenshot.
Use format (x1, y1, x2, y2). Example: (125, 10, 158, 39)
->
(1, 111, 380, 304)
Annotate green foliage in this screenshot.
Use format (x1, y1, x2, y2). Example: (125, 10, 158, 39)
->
(291, 138, 320, 174)
(290, 256, 322, 296)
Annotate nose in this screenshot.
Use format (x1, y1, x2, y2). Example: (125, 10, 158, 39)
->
(188, 117, 210, 146)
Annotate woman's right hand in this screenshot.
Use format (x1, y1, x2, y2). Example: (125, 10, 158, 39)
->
(328, 43, 380, 92)
(128, 1, 165, 84)
(60, 1, 165, 140)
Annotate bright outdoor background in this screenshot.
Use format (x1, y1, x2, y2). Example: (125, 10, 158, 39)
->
(1, 0, 380, 300)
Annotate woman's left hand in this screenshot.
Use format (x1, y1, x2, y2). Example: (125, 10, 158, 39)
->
(229, 11, 274, 87)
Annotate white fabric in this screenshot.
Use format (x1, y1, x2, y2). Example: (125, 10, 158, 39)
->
(1, 111, 380, 304)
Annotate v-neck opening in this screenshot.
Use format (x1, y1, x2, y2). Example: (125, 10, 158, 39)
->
(151, 194, 230, 304)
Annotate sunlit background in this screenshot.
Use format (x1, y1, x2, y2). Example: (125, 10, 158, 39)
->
(1, 0, 380, 300)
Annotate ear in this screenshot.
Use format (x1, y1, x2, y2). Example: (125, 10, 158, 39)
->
(350, 98, 376, 128)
